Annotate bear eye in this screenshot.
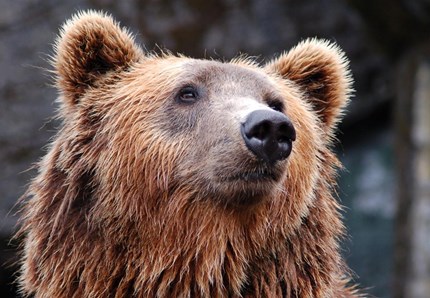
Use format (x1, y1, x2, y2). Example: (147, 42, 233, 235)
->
(267, 99, 284, 113)
(176, 86, 199, 104)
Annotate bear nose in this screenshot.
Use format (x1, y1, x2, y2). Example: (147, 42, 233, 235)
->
(241, 109, 296, 164)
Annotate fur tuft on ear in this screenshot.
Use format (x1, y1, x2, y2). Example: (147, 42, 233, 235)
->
(265, 38, 353, 133)
(53, 10, 143, 108)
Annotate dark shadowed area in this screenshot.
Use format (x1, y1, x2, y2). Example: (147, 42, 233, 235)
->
(1, 1, 429, 297)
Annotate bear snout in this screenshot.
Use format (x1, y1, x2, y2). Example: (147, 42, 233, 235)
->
(241, 109, 296, 164)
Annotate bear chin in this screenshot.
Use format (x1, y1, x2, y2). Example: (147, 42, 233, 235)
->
(217, 186, 276, 208)
(226, 191, 272, 208)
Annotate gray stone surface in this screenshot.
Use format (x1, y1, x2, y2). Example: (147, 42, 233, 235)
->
(407, 60, 430, 298)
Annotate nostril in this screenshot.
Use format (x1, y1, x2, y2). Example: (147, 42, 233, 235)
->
(248, 120, 272, 141)
(277, 122, 296, 143)
(277, 134, 288, 143)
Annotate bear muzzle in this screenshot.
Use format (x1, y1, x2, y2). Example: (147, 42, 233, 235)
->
(241, 109, 296, 164)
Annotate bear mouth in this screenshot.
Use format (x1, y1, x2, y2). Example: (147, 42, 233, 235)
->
(218, 167, 282, 183)
(208, 166, 285, 208)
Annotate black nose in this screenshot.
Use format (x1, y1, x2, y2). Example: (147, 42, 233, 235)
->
(241, 110, 296, 164)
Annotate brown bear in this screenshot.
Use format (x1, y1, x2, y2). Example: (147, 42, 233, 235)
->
(17, 10, 359, 297)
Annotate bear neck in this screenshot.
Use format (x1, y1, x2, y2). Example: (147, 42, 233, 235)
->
(22, 186, 349, 297)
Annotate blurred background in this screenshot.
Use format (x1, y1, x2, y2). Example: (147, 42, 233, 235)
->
(1, 0, 429, 297)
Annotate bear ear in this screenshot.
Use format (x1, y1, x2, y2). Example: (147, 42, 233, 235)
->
(53, 10, 143, 107)
(265, 39, 353, 133)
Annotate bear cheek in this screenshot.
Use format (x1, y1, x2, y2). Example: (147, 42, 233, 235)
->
(282, 102, 322, 212)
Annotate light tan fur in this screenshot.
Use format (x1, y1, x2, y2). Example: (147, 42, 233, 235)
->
(18, 11, 359, 297)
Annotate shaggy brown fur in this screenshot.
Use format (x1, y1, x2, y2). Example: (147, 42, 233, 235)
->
(18, 11, 359, 297)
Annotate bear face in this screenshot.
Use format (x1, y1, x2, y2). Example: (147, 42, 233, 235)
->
(18, 11, 357, 297)
(97, 58, 313, 209)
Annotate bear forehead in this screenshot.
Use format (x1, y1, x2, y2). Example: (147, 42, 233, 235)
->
(145, 58, 286, 98)
(188, 60, 279, 92)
